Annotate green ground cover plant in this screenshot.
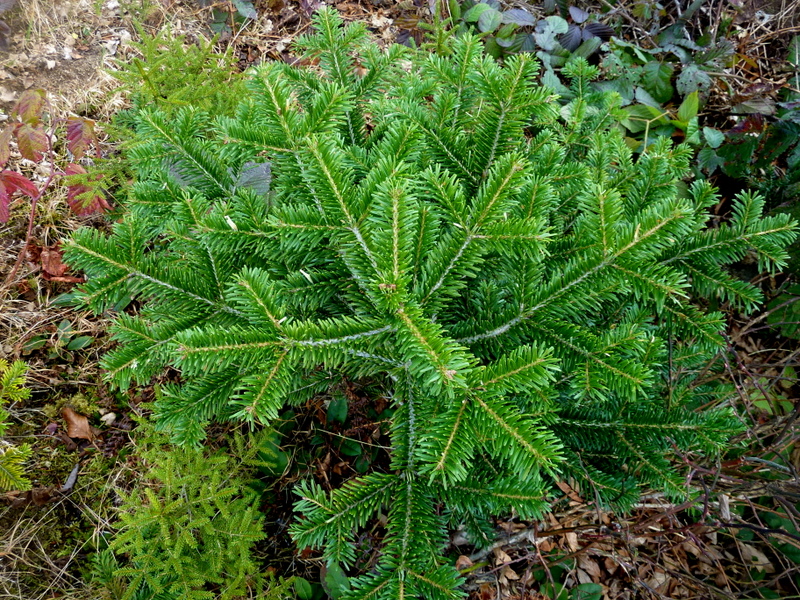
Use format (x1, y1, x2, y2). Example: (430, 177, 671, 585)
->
(109, 22, 245, 119)
(63, 8, 797, 599)
(107, 425, 283, 600)
(0, 359, 32, 492)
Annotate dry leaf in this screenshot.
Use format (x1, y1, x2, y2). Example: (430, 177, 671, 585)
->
(739, 543, 775, 573)
(40, 245, 68, 277)
(493, 548, 512, 566)
(501, 565, 519, 580)
(577, 568, 594, 585)
(555, 480, 583, 502)
(565, 531, 579, 552)
(478, 582, 494, 600)
(578, 555, 601, 580)
(455, 555, 473, 571)
(62, 406, 93, 440)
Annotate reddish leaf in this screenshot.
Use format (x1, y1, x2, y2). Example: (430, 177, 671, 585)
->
(0, 170, 38, 223)
(0, 124, 13, 167)
(40, 244, 68, 277)
(16, 123, 48, 161)
(12, 88, 46, 124)
(0, 170, 38, 196)
(64, 163, 110, 216)
(66, 117, 97, 160)
(62, 406, 94, 440)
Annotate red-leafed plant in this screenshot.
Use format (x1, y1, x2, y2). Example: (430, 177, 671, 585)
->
(1, 88, 109, 286)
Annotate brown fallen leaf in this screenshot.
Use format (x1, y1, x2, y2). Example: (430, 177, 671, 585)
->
(501, 565, 519, 580)
(555, 480, 583, 502)
(40, 245, 68, 277)
(62, 406, 94, 440)
(455, 555, 473, 571)
(493, 547, 512, 566)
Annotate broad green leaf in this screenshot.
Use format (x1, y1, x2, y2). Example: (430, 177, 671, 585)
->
(327, 394, 348, 424)
(676, 65, 711, 95)
(788, 35, 800, 67)
(67, 336, 94, 351)
(545, 15, 569, 34)
(684, 116, 701, 144)
(677, 91, 699, 122)
(641, 61, 674, 104)
(448, 0, 461, 20)
(703, 127, 725, 149)
(571, 583, 603, 600)
(501, 8, 536, 26)
(232, 0, 257, 19)
(324, 562, 351, 599)
(478, 8, 503, 32)
(697, 147, 724, 174)
(463, 2, 492, 22)
(295, 577, 314, 600)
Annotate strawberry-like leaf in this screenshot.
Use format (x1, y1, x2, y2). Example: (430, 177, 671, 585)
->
(66, 117, 98, 160)
(0, 170, 39, 223)
(12, 88, 46, 125)
(16, 123, 48, 162)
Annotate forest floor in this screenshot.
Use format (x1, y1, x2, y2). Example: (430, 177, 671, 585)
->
(1, 0, 800, 599)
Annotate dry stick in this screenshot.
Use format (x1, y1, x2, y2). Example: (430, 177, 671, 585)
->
(733, 294, 800, 343)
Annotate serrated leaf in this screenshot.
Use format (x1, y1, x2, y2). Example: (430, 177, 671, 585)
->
(678, 91, 699, 122)
(697, 146, 724, 174)
(620, 104, 668, 133)
(634, 86, 661, 108)
(15, 123, 48, 162)
(676, 64, 711, 95)
(641, 61, 674, 104)
(572, 583, 603, 600)
(12, 88, 46, 124)
(232, 0, 257, 19)
(496, 25, 519, 48)
(703, 127, 724, 148)
(583, 22, 613, 41)
(0, 170, 38, 198)
(501, 8, 536, 26)
(478, 8, 503, 32)
(733, 97, 776, 116)
(463, 2, 492, 22)
(574, 36, 602, 58)
(684, 116, 701, 144)
(66, 117, 97, 160)
(559, 24, 582, 52)
(545, 15, 569, 34)
(0, 169, 38, 221)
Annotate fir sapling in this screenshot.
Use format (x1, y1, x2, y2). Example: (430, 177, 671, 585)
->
(65, 9, 797, 598)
